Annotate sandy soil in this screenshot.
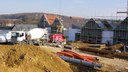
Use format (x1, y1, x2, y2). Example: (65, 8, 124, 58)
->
(0, 44, 73, 72)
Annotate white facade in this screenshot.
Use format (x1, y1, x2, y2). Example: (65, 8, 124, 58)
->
(102, 31, 113, 44)
(63, 28, 80, 41)
(63, 28, 68, 37)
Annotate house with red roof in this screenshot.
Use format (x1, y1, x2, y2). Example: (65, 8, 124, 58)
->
(38, 14, 57, 33)
(51, 16, 86, 41)
(38, 14, 86, 41)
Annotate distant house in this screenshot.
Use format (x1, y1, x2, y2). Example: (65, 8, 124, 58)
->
(38, 14, 57, 33)
(81, 18, 114, 44)
(0, 26, 14, 38)
(51, 16, 85, 41)
(113, 17, 128, 45)
(0, 26, 14, 31)
(12, 24, 37, 31)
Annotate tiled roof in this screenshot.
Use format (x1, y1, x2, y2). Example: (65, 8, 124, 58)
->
(45, 14, 57, 25)
(39, 14, 86, 29)
(60, 16, 86, 29)
(85, 18, 116, 30)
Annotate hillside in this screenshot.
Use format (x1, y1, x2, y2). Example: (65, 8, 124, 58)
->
(0, 12, 60, 24)
(0, 12, 121, 26)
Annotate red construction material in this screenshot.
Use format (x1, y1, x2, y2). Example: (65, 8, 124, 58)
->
(82, 55, 97, 61)
(63, 50, 84, 59)
(63, 50, 93, 62)
(50, 34, 64, 42)
(57, 50, 97, 62)
(57, 52, 74, 57)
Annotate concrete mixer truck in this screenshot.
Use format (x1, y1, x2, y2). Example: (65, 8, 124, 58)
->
(0, 28, 66, 46)
(11, 28, 48, 46)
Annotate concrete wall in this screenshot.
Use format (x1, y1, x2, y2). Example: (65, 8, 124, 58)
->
(102, 31, 113, 44)
(68, 28, 80, 41)
(63, 28, 80, 41)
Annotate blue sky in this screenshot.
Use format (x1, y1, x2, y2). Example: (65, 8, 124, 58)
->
(0, 0, 127, 18)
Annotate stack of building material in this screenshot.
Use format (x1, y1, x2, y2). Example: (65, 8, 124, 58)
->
(57, 50, 102, 68)
(114, 52, 128, 59)
(88, 44, 106, 50)
(108, 44, 124, 50)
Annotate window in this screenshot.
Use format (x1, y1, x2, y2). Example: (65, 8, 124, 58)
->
(75, 33, 80, 41)
(97, 40, 101, 43)
(11, 32, 20, 38)
(117, 39, 122, 44)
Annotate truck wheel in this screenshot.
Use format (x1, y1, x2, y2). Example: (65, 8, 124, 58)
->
(29, 41, 33, 45)
(21, 41, 27, 44)
(11, 38, 17, 45)
(12, 41, 16, 45)
(38, 41, 43, 46)
(42, 40, 47, 46)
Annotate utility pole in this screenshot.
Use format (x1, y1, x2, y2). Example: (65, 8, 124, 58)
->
(117, 0, 128, 16)
(127, 0, 128, 17)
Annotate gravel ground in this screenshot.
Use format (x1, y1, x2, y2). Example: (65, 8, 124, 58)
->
(41, 46, 128, 72)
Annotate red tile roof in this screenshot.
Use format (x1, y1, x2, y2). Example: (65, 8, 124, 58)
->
(45, 14, 57, 25)
(69, 16, 83, 19)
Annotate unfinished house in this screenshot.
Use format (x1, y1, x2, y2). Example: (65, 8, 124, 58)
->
(81, 18, 114, 44)
(101, 20, 114, 45)
(52, 16, 85, 41)
(38, 14, 57, 33)
(113, 17, 128, 45)
(51, 17, 63, 34)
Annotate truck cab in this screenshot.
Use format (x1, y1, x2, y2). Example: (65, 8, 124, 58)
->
(11, 31, 26, 43)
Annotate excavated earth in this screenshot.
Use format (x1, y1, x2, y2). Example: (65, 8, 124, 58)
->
(0, 44, 73, 72)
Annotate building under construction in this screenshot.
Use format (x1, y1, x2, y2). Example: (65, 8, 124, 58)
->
(113, 17, 128, 45)
(81, 18, 114, 44)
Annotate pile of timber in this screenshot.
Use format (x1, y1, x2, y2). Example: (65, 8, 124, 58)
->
(107, 44, 124, 50)
(114, 52, 128, 59)
(69, 42, 128, 59)
(79, 47, 113, 55)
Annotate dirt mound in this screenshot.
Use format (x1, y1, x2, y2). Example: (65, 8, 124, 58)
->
(0, 44, 73, 72)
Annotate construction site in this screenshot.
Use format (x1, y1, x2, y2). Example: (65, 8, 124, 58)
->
(0, 41, 127, 72)
(0, 26, 128, 72)
(0, 0, 128, 72)
(0, 16, 128, 72)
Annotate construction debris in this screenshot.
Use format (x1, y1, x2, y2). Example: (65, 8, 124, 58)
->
(68, 42, 128, 59)
(114, 52, 128, 59)
(57, 50, 102, 68)
(107, 43, 124, 51)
